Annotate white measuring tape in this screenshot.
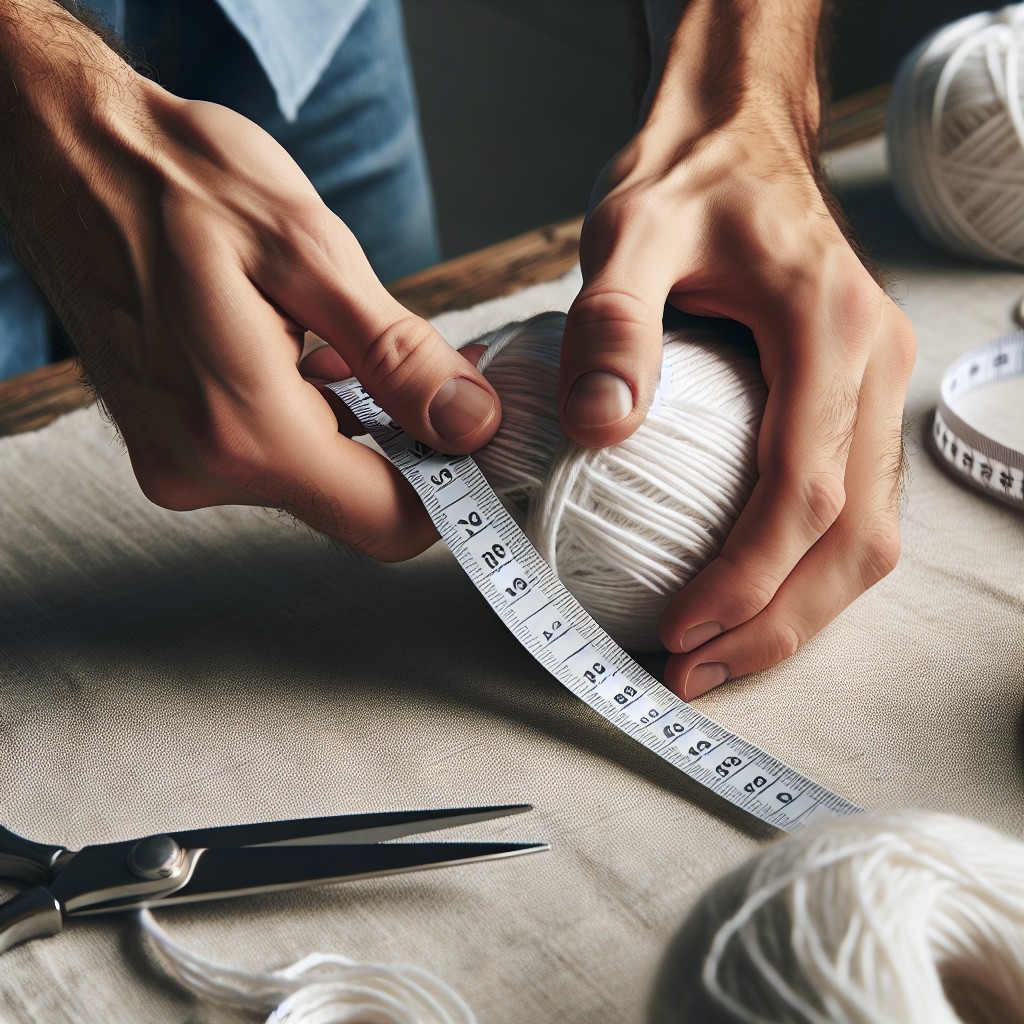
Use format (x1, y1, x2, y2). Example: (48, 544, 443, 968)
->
(932, 330, 1024, 510)
(329, 380, 862, 833)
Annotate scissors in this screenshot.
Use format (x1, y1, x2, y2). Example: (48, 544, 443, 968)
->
(0, 803, 546, 954)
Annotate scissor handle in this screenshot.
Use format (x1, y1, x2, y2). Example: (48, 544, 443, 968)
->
(0, 825, 70, 884)
(0, 888, 63, 954)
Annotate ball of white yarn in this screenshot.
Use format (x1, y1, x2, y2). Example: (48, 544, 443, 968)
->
(888, 4, 1024, 267)
(651, 810, 1024, 1024)
(139, 908, 476, 1024)
(472, 312, 765, 651)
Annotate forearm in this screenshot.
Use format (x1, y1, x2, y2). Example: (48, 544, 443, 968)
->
(0, 0, 167, 347)
(0, 0, 139, 219)
(639, 0, 825, 165)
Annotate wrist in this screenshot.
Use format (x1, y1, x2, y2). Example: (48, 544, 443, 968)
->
(640, 0, 824, 168)
(0, 0, 145, 216)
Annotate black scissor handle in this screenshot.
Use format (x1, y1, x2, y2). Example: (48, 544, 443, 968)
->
(0, 825, 70, 883)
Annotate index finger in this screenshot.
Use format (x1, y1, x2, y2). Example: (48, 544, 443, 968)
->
(247, 376, 439, 562)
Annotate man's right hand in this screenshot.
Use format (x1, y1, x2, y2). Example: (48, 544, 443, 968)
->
(0, 0, 500, 560)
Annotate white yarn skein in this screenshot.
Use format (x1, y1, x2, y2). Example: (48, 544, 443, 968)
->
(888, 4, 1024, 267)
(138, 909, 476, 1024)
(473, 312, 765, 651)
(655, 811, 1024, 1024)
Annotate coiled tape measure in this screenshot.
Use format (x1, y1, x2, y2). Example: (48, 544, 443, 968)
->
(932, 330, 1024, 510)
(328, 379, 862, 833)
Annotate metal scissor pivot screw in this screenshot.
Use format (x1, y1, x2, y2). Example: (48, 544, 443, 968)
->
(127, 835, 184, 880)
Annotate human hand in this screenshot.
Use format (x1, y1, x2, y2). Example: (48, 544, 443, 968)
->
(559, 4, 915, 697)
(0, 2, 499, 561)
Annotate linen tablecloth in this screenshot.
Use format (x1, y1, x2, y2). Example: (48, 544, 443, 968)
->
(0, 138, 1021, 1023)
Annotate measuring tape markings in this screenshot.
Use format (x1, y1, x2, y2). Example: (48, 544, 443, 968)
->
(932, 331, 1024, 509)
(329, 379, 863, 833)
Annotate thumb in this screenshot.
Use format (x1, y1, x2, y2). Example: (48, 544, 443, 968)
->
(560, 267, 667, 449)
(263, 218, 501, 454)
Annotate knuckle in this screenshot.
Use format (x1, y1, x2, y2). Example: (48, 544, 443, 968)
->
(359, 316, 443, 396)
(276, 203, 329, 253)
(800, 471, 847, 535)
(717, 555, 777, 620)
(737, 577, 776, 621)
(124, 422, 212, 512)
(134, 465, 202, 513)
(857, 522, 901, 588)
(565, 286, 657, 343)
(767, 620, 804, 665)
(271, 204, 346, 275)
(833, 274, 887, 341)
(584, 188, 656, 244)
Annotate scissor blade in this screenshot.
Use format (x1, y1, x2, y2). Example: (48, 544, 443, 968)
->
(165, 804, 533, 849)
(77, 841, 548, 913)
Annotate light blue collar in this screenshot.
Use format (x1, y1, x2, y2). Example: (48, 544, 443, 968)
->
(86, 0, 370, 121)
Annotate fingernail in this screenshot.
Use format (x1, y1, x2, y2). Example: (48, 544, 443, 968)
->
(684, 662, 729, 700)
(681, 621, 723, 652)
(565, 371, 633, 429)
(429, 377, 496, 443)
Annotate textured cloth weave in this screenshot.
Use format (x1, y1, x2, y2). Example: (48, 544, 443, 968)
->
(0, 139, 1021, 1023)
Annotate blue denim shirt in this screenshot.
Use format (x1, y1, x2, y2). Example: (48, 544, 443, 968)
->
(89, 0, 370, 120)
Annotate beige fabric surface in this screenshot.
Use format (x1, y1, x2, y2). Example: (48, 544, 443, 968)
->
(0, 137, 1022, 1023)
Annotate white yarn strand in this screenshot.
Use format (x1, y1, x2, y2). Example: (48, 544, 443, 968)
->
(138, 909, 476, 1024)
(889, 4, 1024, 267)
(473, 312, 765, 651)
(677, 811, 1024, 1024)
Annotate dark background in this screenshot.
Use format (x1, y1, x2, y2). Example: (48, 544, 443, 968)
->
(402, 0, 991, 259)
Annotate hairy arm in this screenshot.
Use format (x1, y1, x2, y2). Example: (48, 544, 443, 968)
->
(0, 0, 499, 559)
(561, 0, 915, 694)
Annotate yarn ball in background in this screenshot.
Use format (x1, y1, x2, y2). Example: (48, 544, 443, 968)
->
(650, 811, 1024, 1024)
(472, 312, 766, 651)
(888, 4, 1024, 267)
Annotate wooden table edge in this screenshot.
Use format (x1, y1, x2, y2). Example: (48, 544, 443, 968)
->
(0, 86, 889, 439)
